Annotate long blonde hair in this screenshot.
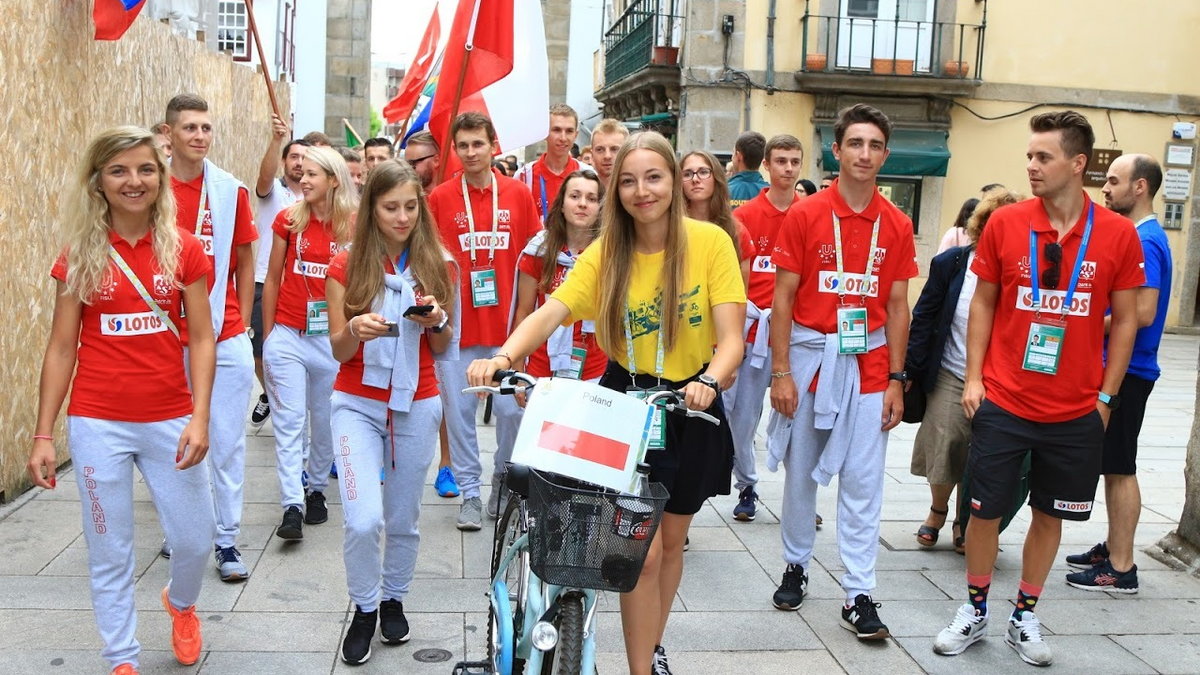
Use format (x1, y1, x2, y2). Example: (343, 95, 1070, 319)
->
(63, 126, 180, 303)
(597, 131, 688, 356)
(342, 160, 456, 318)
(680, 150, 741, 258)
(285, 145, 357, 245)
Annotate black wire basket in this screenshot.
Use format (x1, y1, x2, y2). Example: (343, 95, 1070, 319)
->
(526, 469, 669, 593)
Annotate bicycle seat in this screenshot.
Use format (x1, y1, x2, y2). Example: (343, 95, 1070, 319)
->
(504, 462, 532, 498)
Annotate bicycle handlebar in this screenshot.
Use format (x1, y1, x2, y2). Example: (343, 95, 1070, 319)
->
(461, 369, 534, 396)
(643, 389, 721, 426)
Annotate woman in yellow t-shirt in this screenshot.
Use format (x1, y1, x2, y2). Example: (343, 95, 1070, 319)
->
(467, 131, 746, 675)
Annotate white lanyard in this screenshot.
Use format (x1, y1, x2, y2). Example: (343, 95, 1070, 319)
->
(193, 168, 208, 235)
(624, 304, 665, 381)
(107, 244, 179, 336)
(461, 172, 499, 267)
(831, 210, 881, 306)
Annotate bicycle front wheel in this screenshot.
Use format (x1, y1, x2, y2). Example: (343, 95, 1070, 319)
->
(489, 495, 527, 674)
(540, 592, 584, 675)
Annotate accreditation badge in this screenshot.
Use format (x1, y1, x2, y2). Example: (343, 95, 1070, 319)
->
(305, 299, 330, 335)
(1022, 318, 1066, 374)
(836, 306, 869, 355)
(627, 387, 667, 450)
(470, 267, 500, 307)
(554, 343, 588, 380)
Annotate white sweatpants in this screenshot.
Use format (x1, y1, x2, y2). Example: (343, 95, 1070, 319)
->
(69, 415, 215, 670)
(435, 344, 521, 499)
(721, 351, 771, 491)
(332, 392, 441, 610)
(780, 391, 887, 601)
(184, 333, 254, 547)
(263, 325, 337, 508)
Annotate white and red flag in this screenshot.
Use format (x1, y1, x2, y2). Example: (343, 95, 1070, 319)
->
(383, 2, 442, 125)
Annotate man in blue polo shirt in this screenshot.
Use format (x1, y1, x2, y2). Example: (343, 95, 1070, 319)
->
(1064, 153, 1173, 594)
(728, 131, 768, 208)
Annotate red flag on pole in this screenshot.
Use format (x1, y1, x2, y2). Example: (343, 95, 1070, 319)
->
(383, 3, 442, 125)
(428, 0, 516, 153)
(94, 0, 147, 41)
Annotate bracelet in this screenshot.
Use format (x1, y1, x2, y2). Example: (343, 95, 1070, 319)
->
(33, 435, 53, 441)
(771, 371, 791, 379)
(347, 316, 360, 340)
(492, 352, 513, 368)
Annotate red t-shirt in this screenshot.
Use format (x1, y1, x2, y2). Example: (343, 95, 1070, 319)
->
(428, 170, 541, 349)
(516, 249, 608, 380)
(971, 194, 1145, 422)
(171, 174, 258, 343)
(326, 251, 438, 402)
(519, 154, 585, 221)
(772, 182, 918, 392)
(270, 210, 343, 331)
(52, 230, 211, 422)
(735, 187, 801, 309)
(735, 221, 754, 262)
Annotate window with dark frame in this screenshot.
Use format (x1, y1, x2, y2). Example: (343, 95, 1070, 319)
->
(279, 1, 297, 81)
(217, 0, 251, 61)
(876, 176, 923, 234)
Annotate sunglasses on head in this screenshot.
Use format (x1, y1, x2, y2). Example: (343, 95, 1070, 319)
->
(1041, 242, 1062, 289)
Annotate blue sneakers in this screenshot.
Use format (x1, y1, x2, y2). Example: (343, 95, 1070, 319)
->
(435, 466, 460, 498)
(733, 486, 758, 521)
(1066, 559, 1139, 594)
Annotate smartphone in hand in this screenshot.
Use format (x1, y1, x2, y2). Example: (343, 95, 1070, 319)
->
(381, 321, 400, 337)
(402, 304, 435, 318)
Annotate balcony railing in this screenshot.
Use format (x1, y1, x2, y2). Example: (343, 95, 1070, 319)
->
(799, 5, 986, 80)
(603, 0, 683, 87)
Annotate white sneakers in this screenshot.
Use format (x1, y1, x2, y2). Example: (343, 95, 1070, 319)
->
(933, 604, 1053, 667)
(1006, 610, 1053, 666)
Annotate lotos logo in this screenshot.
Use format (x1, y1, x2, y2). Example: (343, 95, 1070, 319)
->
(1053, 499, 1092, 513)
(102, 312, 167, 336)
(1079, 260, 1096, 280)
(818, 271, 878, 297)
(1016, 286, 1091, 316)
(196, 233, 214, 257)
(458, 231, 511, 251)
(753, 255, 776, 273)
(294, 259, 329, 279)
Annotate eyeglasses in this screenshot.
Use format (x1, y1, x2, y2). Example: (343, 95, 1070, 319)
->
(407, 154, 436, 165)
(682, 168, 713, 181)
(1041, 242, 1062, 289)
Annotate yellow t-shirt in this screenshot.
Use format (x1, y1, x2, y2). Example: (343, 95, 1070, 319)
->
(551, 217, 747, 381)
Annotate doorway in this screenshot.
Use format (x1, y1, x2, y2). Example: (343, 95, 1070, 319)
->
(836, 0, 936, 71)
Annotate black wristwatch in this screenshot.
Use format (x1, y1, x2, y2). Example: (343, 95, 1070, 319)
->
(697, 374, 721, 394)
(1098, 391, 1121, 411)
(888, 371, 909, 383)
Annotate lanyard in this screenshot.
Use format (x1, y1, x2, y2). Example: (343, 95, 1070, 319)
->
(294, 228, 329, 299)
(1029, 203, 1094, 318)
(107, 245, 180, 336)
(831, 211, 881, 305)
(193, 169, 208, 235)
(539, 176, 548, 221)
(624, 304, 665, 382)
(461, 172, 498, 267)
(395, 248, 409, 274)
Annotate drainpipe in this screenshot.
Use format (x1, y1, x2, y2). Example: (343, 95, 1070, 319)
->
(766, 0, 777, 90)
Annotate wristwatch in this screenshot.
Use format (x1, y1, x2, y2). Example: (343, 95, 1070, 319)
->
(1098, 391, 1121, 411)
(245, 326, 255, 339)
(431, 310, 450, 333)
(888, 370, 909, 383)
(697, 374, 721, 394)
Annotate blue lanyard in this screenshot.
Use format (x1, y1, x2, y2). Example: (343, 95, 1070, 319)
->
(1029, 203, 1094, 317)
(395, 248, 409, 273)
(539, 176, 548, 221)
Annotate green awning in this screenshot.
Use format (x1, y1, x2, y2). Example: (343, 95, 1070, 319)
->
(818, 126, 950, 177)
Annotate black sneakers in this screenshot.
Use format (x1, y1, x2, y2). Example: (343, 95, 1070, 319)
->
(379, 599, 411, 644)
(250, 394, 270, 428)
(841, 594, 890, 640)
(772, 564, 808, 611)
(1065, 541, 1109, 569)
(276, 505, 303, 540)
(304, 491, 328, 525)
(1066, 560, 1139, 594)
(341, 606, 377, 665)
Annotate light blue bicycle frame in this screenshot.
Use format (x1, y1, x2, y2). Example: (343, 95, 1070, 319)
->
(490, 531, 599, 675)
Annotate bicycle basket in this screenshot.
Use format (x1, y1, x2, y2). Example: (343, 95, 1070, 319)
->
(526, 469, 669, 593)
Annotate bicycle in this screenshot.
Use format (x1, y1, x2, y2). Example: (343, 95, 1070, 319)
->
(453, 371, 719, 675)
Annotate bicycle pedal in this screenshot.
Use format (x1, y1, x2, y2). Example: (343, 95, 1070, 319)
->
(452, 660, 493, 674)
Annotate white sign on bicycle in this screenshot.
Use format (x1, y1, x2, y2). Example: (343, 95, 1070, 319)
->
(511, 377, 653, 493)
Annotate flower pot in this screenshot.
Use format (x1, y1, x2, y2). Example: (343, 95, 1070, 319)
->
(651, 46, 679, 66)
(805, 53, 828, 71)
(943, 60, 970, 78)
(871, 58, 914, 75)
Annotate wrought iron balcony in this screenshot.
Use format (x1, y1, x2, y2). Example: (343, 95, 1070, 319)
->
(602, 0, 683, 87)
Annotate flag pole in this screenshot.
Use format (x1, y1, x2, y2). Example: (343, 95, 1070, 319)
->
(434, 0, 483, 184)
(343, 118, 365, 146)
(244, 0, 282, 119)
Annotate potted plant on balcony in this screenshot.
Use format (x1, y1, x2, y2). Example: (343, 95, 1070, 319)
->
(943, 60, 970, 78)
(805, 52, 828, 71)
(872, 58, 915, 75)
(652, 46, 679, 65)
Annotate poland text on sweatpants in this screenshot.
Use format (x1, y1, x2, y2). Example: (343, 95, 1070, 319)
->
(263, 325, 338, 508)
(69, 415, 215, 670)
(780, 391, 887, 601)
(184, 333, 254, 547)
(332, 392, 441, 610)
(435, 344, 522, 499)
(722, 350, 771, 492)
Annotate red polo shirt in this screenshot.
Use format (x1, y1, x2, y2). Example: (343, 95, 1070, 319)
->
(52, 230, 210, 422)
(972, 194, 1144, 422)
(171, 174, 258, 344)
(735, 187, 801, 309)
(517, 249, 607, 380)
(326, 251, 438, 402)
(516, 154, 586, 221)
(428, 169, 541, 348)
(270, 211, 343, 331)
(772, 181, 918, 392)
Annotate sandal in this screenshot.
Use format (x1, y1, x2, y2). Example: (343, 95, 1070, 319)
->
(916, 506, 949, 548)
(953, 521, 966, 554)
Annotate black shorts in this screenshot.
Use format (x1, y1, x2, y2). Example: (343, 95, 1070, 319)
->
(1101, 374, 1155, 475)
(599, 361, 733, 516)
(250, 282, 265, 357)
(968, 399, 1105, 522)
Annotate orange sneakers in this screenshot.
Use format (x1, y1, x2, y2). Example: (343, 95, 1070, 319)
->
(160, 587, 202, 665)
(110, 665, 139, 675)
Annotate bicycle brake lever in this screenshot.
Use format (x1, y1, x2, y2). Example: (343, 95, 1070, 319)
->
(663, 402, 721, 426)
